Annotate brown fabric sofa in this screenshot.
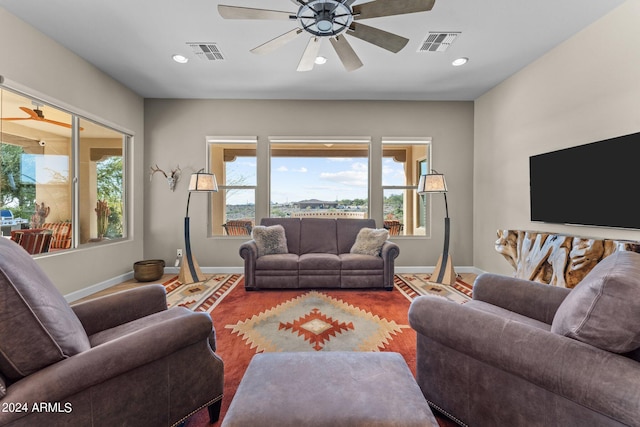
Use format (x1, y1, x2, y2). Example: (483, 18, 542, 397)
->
(239, 217, 400, 290)
(409, 251, 640, 427)
(0, 237, 224, 427)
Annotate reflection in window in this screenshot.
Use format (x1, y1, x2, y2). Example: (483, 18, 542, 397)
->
(381, 138, 431, 236)
(0, 86, 129, 251)
(80, 118, 126, 242)
(269, 139, 370, 219)
(208, 137, 257, 236)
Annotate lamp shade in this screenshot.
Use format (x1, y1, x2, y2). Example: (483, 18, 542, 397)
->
(188, 171, 218, 192)
(417, 173, 447, 194)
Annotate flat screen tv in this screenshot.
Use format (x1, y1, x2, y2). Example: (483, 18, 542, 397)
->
(529, 131, 640, 229)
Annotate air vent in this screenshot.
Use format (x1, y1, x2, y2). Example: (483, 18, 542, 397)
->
(418, 32, 460, 52)
(187, 42, 226, 61)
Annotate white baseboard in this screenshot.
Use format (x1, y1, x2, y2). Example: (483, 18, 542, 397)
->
(65, 271, 134, 303)
(163, 266, 245, 275)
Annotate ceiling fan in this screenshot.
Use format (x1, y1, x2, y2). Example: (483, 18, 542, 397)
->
(2, 106, 73, 129)
(218, 0, 436, 72)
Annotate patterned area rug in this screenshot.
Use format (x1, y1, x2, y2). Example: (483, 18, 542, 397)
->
(226, 290, 409, 352)
(163, 273, 243, 312)
(168, 274, 462, 427)
(395, 273, 474, 303)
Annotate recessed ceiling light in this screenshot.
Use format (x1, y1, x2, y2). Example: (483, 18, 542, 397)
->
(452, 57, 468, 67)
(314, 56, 327, 65)
(172, 54, 189, 64)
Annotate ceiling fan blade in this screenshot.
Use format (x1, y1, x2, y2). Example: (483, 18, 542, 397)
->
(348, 22, 409, 53)
(353, 0, 436, 20)
(2, 107, 39, 121)
(297, 37, 322, 72)
(251, 28, 304, 55)
(218, 5, 295, 20)
(329, 36, 363, 72)
(42, 119, 73, 129)
(20, 106, 40, 118)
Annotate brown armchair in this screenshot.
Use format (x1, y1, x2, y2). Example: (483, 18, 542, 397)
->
(409, 251, 640, 426)
(0, 238, 224, 427)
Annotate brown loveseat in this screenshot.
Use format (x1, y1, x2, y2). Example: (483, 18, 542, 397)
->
(409, 251, 640, 426)
(0, 238, 224, 427)
(239, 217, 399, 291)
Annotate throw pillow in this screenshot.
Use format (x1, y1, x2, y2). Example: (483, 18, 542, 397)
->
(551, 251, 640, 353)
(252, 224, 288, 257)
(350, 228, 389, 257)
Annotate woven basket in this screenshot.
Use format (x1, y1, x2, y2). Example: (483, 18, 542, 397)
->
(133, 259, 165, 282)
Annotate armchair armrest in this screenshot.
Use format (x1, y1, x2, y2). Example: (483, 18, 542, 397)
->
(0, 309, 214, 425)
(409, 296, 640, 425)
(473, 273, 570, 324)
(71, 284, 167, 335)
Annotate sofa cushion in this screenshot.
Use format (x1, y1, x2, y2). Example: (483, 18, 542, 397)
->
(551, 251, 640, 353)
(350, 228, 389, 257)
(336, 218, 376, 254)
(256, 253, 300, 270)
(340, 253, 384, 270)
(252, 224, 289, 257)
(300, 218, 338, 254)
(0, 238, 91, 381)
(299, 253, 341, 270)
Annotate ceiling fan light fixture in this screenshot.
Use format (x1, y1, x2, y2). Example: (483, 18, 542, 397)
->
(314, 56, 328, 65)
(317, 19, 333, 32)
(452, 57, 468, 66)
(172, 54, 189, 64)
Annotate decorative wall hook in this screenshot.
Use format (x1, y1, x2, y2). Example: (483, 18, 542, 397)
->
(150, 164, 181, 191)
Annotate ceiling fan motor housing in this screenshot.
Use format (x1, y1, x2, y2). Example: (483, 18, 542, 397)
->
(298, 0, 353, 37)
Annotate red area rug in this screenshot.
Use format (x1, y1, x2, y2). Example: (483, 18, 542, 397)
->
(167, 275, 464, 427)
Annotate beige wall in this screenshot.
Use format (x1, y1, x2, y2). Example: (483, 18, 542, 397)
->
(144, 99, 474, 269)
(0, 9, 145, 295)
(473, 1, 640, 275)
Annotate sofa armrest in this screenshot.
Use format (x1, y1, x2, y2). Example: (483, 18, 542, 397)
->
(0, 309, 214, 425)
(380, 240, 400, 260)
(472, 273, 570, 324)
(71, 284, 167, 335)
(239, 240, 258, 289)
(409, 296, 640, 425)
(380, 241, 400, 290)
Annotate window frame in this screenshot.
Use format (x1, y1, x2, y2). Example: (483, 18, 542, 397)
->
(206, 136, 258, 237)
(0, 82, 132, 252)
(381, 137, 432, 238)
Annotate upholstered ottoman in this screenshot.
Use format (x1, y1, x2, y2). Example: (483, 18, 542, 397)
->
(222, 351, 438, 427)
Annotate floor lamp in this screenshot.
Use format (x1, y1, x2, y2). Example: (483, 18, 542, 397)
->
(179, 169, 218, 284)
(418, 171, 457, 285)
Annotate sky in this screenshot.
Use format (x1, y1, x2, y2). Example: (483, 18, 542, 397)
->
(225, 156, 406, 205)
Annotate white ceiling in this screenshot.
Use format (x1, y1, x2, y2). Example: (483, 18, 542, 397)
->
(0, 0, 625, 101)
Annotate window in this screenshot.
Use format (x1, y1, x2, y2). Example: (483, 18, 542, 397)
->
(207, 137, 257, 236)
(79, 118, 126, 242)
(0, 86, 129, 251)
(381, 138, 431, 236)
(269, 137, 371, 219)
